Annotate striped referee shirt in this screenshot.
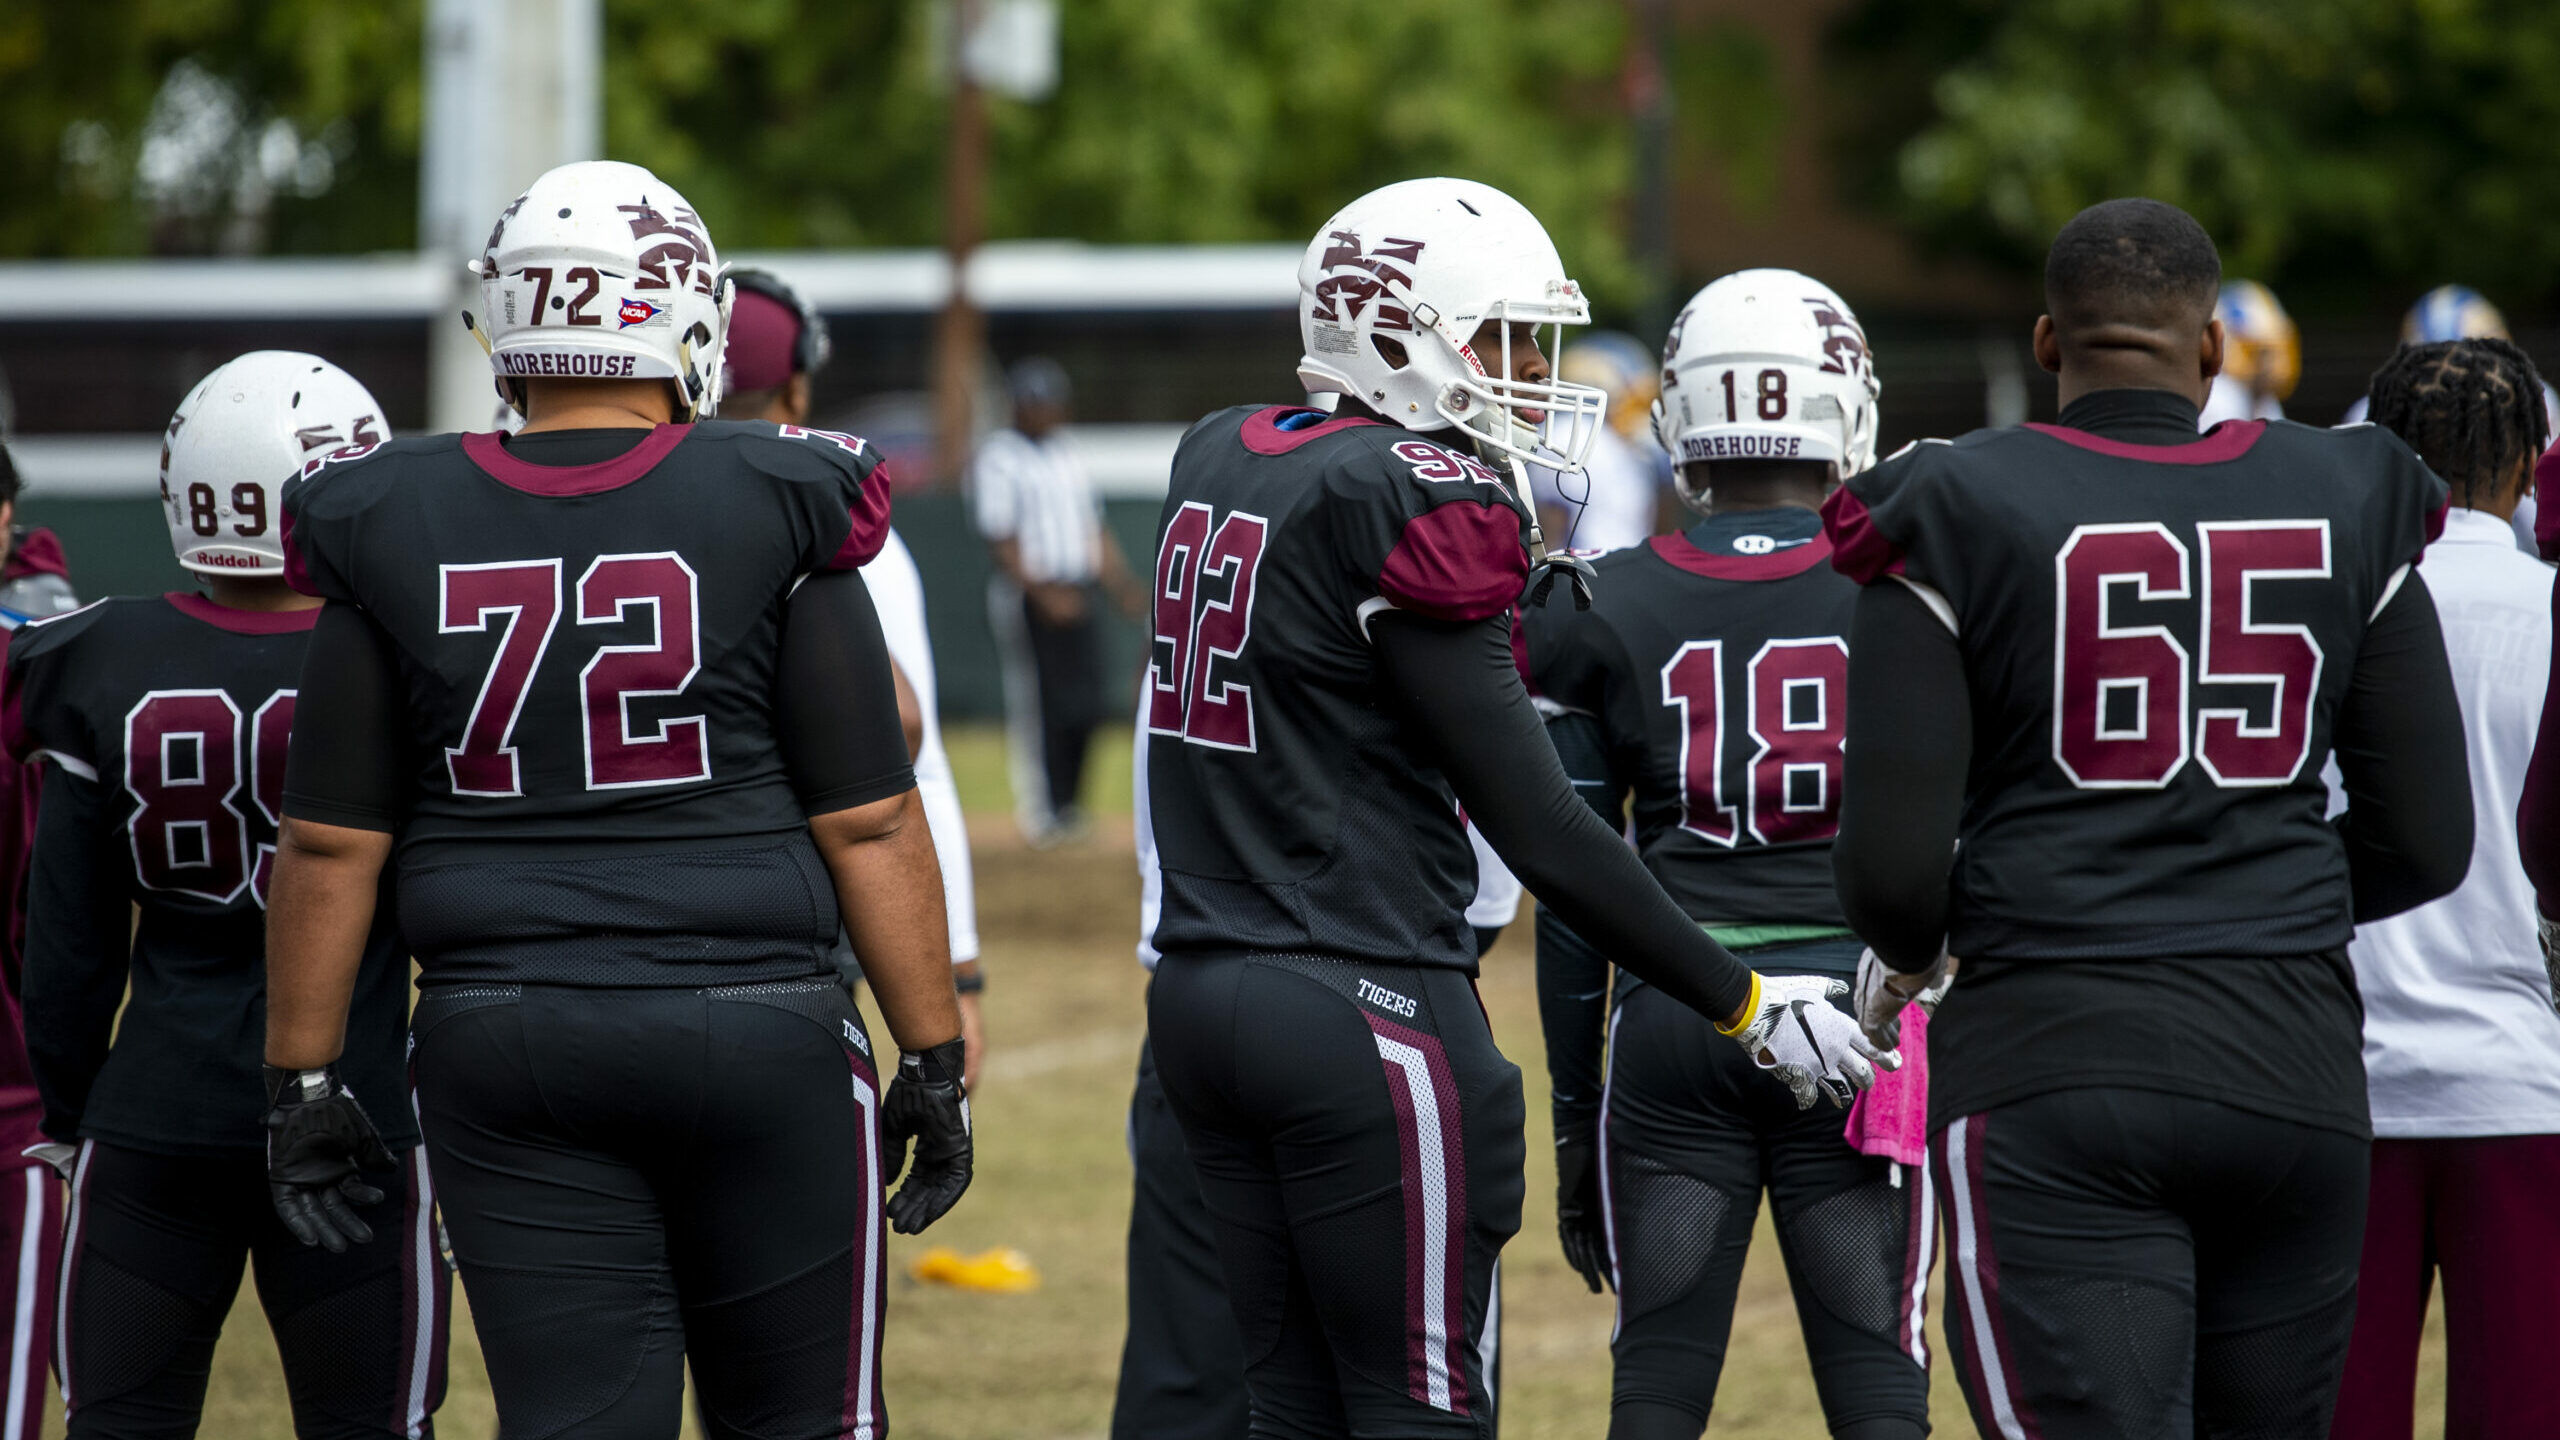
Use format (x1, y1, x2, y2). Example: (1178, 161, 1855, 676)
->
(971, 428, 1102, 584)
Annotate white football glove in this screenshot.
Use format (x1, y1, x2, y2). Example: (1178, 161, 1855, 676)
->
(1854, 947, 1956, 1050)
(1727, 974, 1899, 1111)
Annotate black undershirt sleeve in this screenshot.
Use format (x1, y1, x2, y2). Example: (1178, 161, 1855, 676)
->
(1832, 581, 1969, 973)
(22, 765, 136, 1142)
(281, 601, 411, 832)
(1372, 611, 1755, 1023)
(775, 568, 916, 815)
(2331, 572, 2474, 922)
(1535, 709, 1623, 1139)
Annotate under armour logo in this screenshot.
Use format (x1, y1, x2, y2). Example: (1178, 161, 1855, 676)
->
(1732, 534, 1811, 556)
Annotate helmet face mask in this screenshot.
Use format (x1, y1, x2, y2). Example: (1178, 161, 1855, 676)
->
(1651, 269, 1881, 514)
(466, 161, 732, 423)
(1296, 178, 1607, 473)
(160, 351, 388, 576)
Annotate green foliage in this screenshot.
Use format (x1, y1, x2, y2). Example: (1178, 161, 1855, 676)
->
(615, 0, 1639, 303)
(1828, 0, 2560, 306)
(0, 1, 1637, 303)
(0, 0, 420, 256)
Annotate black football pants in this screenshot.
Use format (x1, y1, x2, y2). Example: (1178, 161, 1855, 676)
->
(410, 979, 887, 1440)
(57, 1141, 447, 1439)
(1024, 590, 1105, 821)
(1149, 954, 1523, 1440)
(1936, 1088, 2368, 1440)
(1601, 981, 1931, 1440)
(1111, 1039, 1250, 1440)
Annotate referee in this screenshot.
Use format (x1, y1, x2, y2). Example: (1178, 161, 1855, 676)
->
(972, 359, 1144, 844)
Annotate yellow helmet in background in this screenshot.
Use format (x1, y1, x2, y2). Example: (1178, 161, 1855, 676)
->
(2402, 285, 2511, 344)
(2216, 279, 2300, 401)
(1558, 331, 1660, 439)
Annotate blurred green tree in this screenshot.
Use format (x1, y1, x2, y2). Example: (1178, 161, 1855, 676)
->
(0, 0, 1637, 298)
(613, 0, 1637, 298)
(0, 0, 421, 256)
(1828, 0, 2560, 307)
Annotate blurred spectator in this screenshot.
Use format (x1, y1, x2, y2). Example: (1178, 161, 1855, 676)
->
(2341, 338, 2560, 1440)
(723, 268, 987, 1084)
(2201, 279, 2297, 427)
(2343, 286, 2555, 554)
(972, 359, 1143, 843)
(1529, 331, 1671, 553)
(0, 440, 74, 1440)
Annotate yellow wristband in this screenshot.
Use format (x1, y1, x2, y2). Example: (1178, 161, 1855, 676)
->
(1714, 970, 1764, 1038)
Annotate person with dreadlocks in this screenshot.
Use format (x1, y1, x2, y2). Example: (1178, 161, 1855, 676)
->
(2341, 337, 2560, 1440)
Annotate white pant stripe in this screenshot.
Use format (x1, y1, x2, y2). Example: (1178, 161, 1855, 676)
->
(1908, 1154, 1936, 1365)
(1474, 1260, 1500, 1413)
(851, 1076, 883, 1440)
(1372, 1033, 1455, 1412)
(1947, 1119, 2026, 1440)
(1597, 1005, 1625, 1344)
(5, 1165, 42, 1440)
(404, 1142, 438, 1439)
(55, 1140, 92, 1414)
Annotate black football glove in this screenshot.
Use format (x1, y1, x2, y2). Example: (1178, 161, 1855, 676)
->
(263, 1064, 395, 1253)
(1554, 1123, 1612, 1294)
(880, 1038, 973, 1235)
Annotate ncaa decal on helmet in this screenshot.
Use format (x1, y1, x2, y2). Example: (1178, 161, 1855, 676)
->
(160, 351, 386, 576)
(1652, 269, 1880, 513)
(2216, 279, 2300, 401)
(2403, 284, 2511, 345)
(465, 160, 733, 422)
(1294, 177, 1607, 472)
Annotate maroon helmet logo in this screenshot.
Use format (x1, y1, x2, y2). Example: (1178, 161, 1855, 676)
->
(621, 202, 715, 295)
(1309, 232, 1427, 334)
(1805, 295, 1871, 380)
(479, 194, 527, 275)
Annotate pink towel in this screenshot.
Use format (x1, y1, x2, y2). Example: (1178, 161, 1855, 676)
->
(1843, 1007, 1929, 1167)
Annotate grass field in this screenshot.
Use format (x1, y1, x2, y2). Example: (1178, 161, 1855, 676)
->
(144, 723, 2445, 1439)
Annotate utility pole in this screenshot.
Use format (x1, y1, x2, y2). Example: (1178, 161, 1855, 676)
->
(933, 0, 989, 490)
(1628, 0, 1675, 346)
(420, 0, 600, 434)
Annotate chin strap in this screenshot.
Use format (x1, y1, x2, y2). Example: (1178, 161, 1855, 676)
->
(1500, 453, 1594, 610)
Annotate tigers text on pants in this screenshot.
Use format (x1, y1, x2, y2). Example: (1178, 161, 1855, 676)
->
(1148, 953, 1521, 1440)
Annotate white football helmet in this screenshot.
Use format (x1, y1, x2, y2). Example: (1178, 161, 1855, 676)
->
(1654, 269, 1880, 513)
(1295, 178, 1606, 471)
(161, 351, 386, 576)
(465, 161, 732, 421)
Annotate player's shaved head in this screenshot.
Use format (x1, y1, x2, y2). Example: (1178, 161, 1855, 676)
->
(2033, 198, 2227, 407)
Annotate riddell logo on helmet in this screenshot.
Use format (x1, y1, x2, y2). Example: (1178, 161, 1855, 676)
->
(190, 551, 265, 569)
(496, 352, 640, 378)
(1310, 231, 1427, 333)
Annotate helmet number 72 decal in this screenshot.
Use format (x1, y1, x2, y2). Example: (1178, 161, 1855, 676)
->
(1148, 502, 1270, 752)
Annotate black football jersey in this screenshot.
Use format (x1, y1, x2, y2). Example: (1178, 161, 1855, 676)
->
(1823, 406, 2447, 961)
(1521, 507, 1857, 932)
(1, 594, 415, 1154)
(281, 420, 891, 985)
(1146, 405, 1533, 970)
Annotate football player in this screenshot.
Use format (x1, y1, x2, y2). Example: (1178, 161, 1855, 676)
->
(2339, 339, 2560, 1440)
(0, 441, 79, 1440)
(721, 265, 988, 1085)
(2197, 278, 2296, 428)
(2342, 285, 2556, 553)
(1142, 176, 1892, 1437)
(259, 161, 970, 1437)
(3, 354, 442, 1439)
(1832, 198, 2473, 1440)
(1519, 270, 1929, 1440)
